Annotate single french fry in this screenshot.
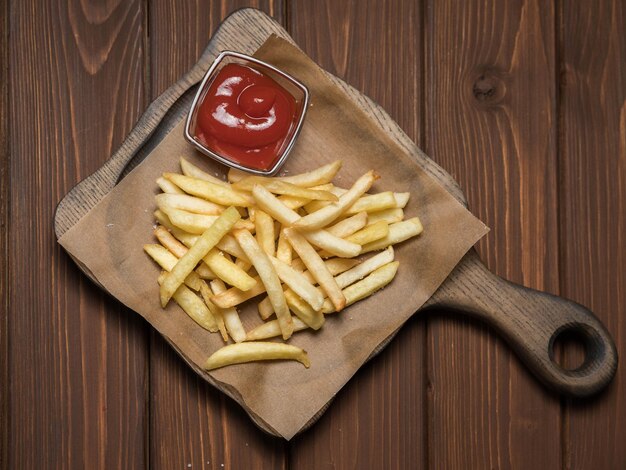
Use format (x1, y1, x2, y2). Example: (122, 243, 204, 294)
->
(234, 177, 338, 201)
(275, 230, 292, 264)
(217, 234, 250, 262)
(156, 193, 224, 215)
(335, 247, 395, 288)
(156, 176, 185, 194)
(326, 212, 368, 238)
(199, 281, 228, 342)
(153, 225, 191, 258)
(159, 206, 240, 307)
(233, 230, 293, 340)
(270, 256, 325, 311)
(164, 173, 254, 206)
(161, 207, 254, 233)
(302, 230, 361, 258)
(361, 217, 423, 253)
(246, 317, 309, 341)
(209, 279, 246, 343)
(252, 184, 300, 225)
(195, 263, 217, 279)
(254, 209, 276, 257)
(203, 249, 257, 291)
(211, 276, 266, 308)
(284, 228, 345, 311)
(284, 289, 325, 330)
(235, 258, 252, 272)
(322, 261, 399, 313)
(229, 160, 341, 187)
(344, 191, 396, 215)
(143, 244, 202, 291)
(394, 192, 410, 208)
(154, 209, 175, 231)
(204, 342, 310, 370)
(345, 220, 389, 245)
(277, 184, 335, 210)
(294, 171, 378, 230)
(367, 208, 404, 225)
(257, 296, 274, 320)
(226, 167, 248, 183)
(158, 272, 217, 332)
(290, 257, 360, 276)
(180, 157, 230, 187)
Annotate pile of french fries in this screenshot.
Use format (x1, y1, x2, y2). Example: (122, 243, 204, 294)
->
(144, 158, 423, 371)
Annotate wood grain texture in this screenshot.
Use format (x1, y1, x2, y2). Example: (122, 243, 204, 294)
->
(147, 2, 288, 469)
(0, 0, 8, 468)
(5, 1, 625, 468)
(288, 1, 427, 468)
(7, 1, 148, 468)
(424, 0, 562, 468)
(560, 0, 626, 468)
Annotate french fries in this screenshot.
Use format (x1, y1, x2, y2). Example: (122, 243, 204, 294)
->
(210, 279, 246, 343)
(344, 191, 396, 215)
(246, 317, 309, 341)
(165, 173, 254, 206)
(294, 171, 378, 230)
(254, 209, 276, 257)
(204, 342, 310, 370)
(322, 261, 400, 314)
(228, 160, 341, 187)
(158, 272, 217, 332)
(367, 207, 404, 225)
(156, 176, 185, 194)
(284, 228, 346, 312)
(361, 218, 423, 253)
(156, 193, 224, 215)
(270, 257, 324, 311)
(146, 159, 423, 371)
(180, 157, 230, 187)
(159, 206, 241, 307)
(143, 244, 203, 291)
(233, 229, 293, 340)
(252, 184, 361, 257)
(161, 206, 253, 233)
(199, 282, 228, 341)
(326, 212, 368, 237)
(344, 221, 389, 245)
(233, 177, 338, 201)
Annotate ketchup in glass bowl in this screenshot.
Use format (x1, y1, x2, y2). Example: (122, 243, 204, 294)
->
(185, 51, 309, 175)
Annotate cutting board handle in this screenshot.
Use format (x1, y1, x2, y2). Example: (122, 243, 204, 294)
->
(426, 250, 618, 397)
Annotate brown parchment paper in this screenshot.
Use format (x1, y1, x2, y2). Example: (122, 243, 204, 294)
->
(59, 36, 488, 440)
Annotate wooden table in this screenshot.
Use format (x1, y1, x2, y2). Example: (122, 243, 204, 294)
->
(2, 1, 624, 468)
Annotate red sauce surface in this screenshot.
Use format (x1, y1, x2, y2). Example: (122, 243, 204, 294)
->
(194, 63, 297, 171)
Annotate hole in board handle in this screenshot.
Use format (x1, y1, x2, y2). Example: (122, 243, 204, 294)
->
(549, 323, 605, 373)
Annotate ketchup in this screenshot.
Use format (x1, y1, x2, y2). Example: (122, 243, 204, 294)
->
(194, 63, 298, 171)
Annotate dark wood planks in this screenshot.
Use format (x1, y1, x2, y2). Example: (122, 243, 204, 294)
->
(559, 1, 626, 468)
(147, 2, 288, 469)
(424, 0, 562, 468)
(288, 1, 427, 468)
(0, 0, 8, 468)
(8, 1, 148, 468)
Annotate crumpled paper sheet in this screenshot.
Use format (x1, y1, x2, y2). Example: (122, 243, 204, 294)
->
(59, 36, 488, 439)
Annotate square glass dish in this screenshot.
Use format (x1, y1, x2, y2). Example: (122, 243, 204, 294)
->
(184, 51, 310, 176)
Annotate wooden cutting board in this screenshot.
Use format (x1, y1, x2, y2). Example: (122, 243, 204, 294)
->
(54, 7, 616, 420)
